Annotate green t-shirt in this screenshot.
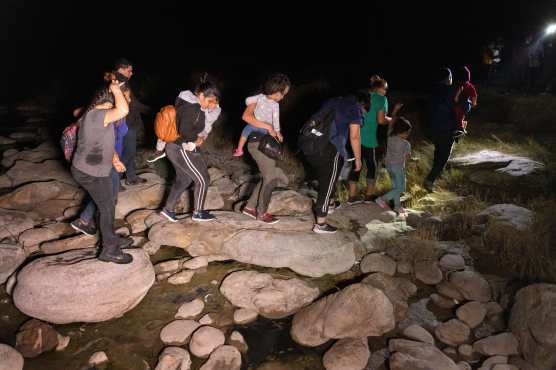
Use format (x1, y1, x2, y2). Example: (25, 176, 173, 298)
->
(361, 92, 388, 148)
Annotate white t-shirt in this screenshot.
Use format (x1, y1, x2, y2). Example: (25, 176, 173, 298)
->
(245, 94, 280, 131)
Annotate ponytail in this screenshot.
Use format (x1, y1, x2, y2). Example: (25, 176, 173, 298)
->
(370, 75, 388, 91)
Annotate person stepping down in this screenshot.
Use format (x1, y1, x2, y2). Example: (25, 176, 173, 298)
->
(240, 74, 291, 225)
(159, 75, 221, 223)
(299, 91, 368, 234)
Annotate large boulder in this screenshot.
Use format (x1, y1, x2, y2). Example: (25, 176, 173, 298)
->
(0, 160, 76, 188)
(473, 333, 519, 356)
(219, 270, 319, 319)
(0, 209, 35, 240)
(1, 142, 62, 168)
(388, 339, 460, 370)
(510, 284, 556, 370)
(451, 150, 544, 177)
(154, 347, 191, 370)
(477, 204, 534, 232)
(0, 344, 24, 370)
(115, 173, 166, 218)
(362, 272, 417, 322)
(149, 212, 358, 278)
(0, 244, 26, 284)
(199, 345, 241, 370)
(449, 270, 492, 302)
(0, 180, 84, 222)
(291, 283, 395, 347)
(13, 248, 155, 324)
(267, 190, 313, 216)
(39, 234, 98, 255)
(323, 338, 370, 370)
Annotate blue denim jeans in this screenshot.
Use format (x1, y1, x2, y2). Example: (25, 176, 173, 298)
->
(382, 165, 406, 210)
(80, 168, 121, 224)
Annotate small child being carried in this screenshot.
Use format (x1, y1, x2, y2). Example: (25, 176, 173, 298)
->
(233, 74, 290, 156)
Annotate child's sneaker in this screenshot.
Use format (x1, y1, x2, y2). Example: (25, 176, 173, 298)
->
(192, 211, 216, 222)
(232, 148, 244, 157)
(160, 208, 178, 223)
(346, 195, 364, 205)
(259, 213, 279, 224)
(71, 219, 97, 236)
(242, 207, 258, 220)
(313, 223, 338, 234)
(147, 150, 166, 163)
(375, 197, 389, 209)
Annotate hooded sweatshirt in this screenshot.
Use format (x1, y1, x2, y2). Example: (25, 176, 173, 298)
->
(176, 90, 222, 139)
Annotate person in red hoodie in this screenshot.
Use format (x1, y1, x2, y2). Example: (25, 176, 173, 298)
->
(453, 66, 478, 137)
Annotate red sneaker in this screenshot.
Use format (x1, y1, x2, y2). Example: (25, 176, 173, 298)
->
(242, 207, 258, 220)
(259, 213, 279, 225)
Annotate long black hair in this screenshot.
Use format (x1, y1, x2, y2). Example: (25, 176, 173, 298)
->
(84, 82, 130, 114)
(194, 73, 221, 102)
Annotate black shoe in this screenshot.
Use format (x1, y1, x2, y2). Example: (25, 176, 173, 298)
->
(192, 211, 216, 222)
(313, 223, 338, 234)
(125, 177, 148, 186)
(98, 247, 133, 264)
(423, 180, 434, 193)
(346, 196, 364, 205)
(71, 219, 97, 236)
(147, 150, 166, 163)
(160, 208, 178, 223)
(118, 236, 134, 248)
(363, 194, 377, 204)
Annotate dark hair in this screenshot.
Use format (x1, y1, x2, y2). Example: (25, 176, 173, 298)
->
(390, 117, 412, 136)
(354, 90, 371, 112)
(370, 75, 388, 90)
(263, 73, 291, 95)
(194, 73, 221, 102)
(453, 66, 471, 85)
(85, 86, 114, 113)
(114, 57, 133, 70)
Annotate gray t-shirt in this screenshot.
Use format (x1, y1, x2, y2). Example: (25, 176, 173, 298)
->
(72, 109, 115, 177)
(385, 136, 411, 168)
(245, 94, 280, 131)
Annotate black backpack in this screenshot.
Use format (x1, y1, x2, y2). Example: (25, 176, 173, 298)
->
(298, 107, 336, 157)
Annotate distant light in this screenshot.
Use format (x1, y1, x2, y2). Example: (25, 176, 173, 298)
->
(546, 24, 556, 35)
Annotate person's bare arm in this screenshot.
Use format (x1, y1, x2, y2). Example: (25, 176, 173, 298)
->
(112, 152, 126, 173)
(242, 104, 276, 135)
(471, 96, 478, 107)
(104, 82, 129, 126)
(73, 107, 84, 118)
(377, 102, 402, 126)
(349, 123, 362, 171)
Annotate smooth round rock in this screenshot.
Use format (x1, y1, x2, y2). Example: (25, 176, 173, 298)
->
(189, 326, 226, 359)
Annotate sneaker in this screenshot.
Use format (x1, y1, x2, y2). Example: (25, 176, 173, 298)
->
(363, 194, 376, 204)
(259, 213, 279, 224)
(453, 129, 466, 138)
(232, 148, 244, 157)
(160, 208, 178, 223)
(71, 219, 97, 236)
(98, 247, 133, 264)
(125, 177, 148, 186)
(327, 200, 342, 215)
(346, 195, 364, 205)
(313, 223, 338, 234)
(192, 210, 216, 222)
(242, 207, 258, 220)
(375, 197, 389, 209)
(147, 150, 166, 163)
(423, 180, 434, 193)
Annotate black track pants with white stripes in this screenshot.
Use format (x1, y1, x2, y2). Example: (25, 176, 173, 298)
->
(305, 144, 344, 218)
(164, 142, 210, 212)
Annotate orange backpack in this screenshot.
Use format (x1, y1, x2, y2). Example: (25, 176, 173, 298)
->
(154, 105, 179, 142)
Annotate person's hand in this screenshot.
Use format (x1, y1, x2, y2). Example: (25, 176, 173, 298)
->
(354, 158, 362, 172)
(268, 128, 278, 138)
(183, 142, 196, 152)
(109, 80, 121, 94)
(113, 160, 126, 173)
(195, 136, 205, 147)
(276, 132, 284, 142)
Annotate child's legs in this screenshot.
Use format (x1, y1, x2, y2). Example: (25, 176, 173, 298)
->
(237, 135, 248, 150)
(363, 147, 377, 194)
(382, 166, 405, 209)
(156, 139, 167, 152)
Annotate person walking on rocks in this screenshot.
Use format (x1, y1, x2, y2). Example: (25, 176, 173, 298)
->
(241, 73, 291, 225)
(160, 76, 221, 223)
(347, 75, 401, 205)
(423, 68, 457, 192)
(301, 92, 367, 234)
(71, 81, 133, 264)
(375, 117, 415, 215)
(71, 85, 132, 237)
(115, 58, 150, 186)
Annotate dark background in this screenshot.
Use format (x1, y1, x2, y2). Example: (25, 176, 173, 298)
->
(2, 0, 556, 108)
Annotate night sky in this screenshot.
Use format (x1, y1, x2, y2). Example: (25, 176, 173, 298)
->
(2, 0, 556, 105)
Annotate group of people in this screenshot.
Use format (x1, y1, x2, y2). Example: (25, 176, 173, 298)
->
(68, 58, 476, 264)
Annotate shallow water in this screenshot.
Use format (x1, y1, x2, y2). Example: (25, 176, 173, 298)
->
(0, 246, 360, 370)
